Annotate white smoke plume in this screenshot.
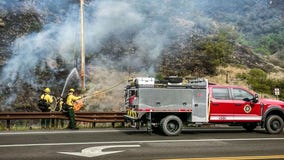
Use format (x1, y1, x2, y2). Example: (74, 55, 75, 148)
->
(2, 0, 271, 109)
(1, 0, 211, 84)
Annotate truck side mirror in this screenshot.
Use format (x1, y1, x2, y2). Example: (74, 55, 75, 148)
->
(252, 94, 259, 103)
(243, 98, 250, 102)
(243, 94, 258, 103)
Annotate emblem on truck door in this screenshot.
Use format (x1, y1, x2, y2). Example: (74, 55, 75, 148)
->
(244, 105, 252, 113)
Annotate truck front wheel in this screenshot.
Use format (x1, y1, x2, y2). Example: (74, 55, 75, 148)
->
(160, 115, 183, 136)
(265, 115, 284, 134)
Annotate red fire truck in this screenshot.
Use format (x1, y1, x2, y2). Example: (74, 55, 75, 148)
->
(124, 77, 284, 136)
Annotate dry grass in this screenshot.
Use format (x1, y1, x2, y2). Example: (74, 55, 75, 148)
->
(267, 71, 284, 80)
(207, 65, 284, 85)
(205, 66, 249, 87)
(83, 66, 129, 112)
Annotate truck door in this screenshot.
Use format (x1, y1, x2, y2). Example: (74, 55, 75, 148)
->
(231, 87, 262, 122)
(209, 87, 236, 122)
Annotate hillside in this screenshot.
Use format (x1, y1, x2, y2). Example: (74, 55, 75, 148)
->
(0, 0, 284, 111)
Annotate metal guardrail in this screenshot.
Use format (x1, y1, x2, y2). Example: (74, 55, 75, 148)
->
(0, 112, 126, 130)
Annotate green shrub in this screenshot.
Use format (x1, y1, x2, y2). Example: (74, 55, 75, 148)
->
(239, 68, 284, 99)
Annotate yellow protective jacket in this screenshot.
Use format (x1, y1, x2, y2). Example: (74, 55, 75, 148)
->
(40, 93, 53, 104)
(66, 93, 82, 107)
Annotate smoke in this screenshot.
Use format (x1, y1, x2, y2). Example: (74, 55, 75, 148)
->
(0, 0, 220, 109)
(1, 1, 144, 83)
(3, 0, 272, 109)
(1, 0, 224, 83)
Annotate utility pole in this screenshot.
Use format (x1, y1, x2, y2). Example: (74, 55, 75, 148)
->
(80, 0, 85, 90)
(128, 48, 135, 77)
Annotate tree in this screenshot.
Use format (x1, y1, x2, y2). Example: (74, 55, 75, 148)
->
(158, 29, 236, 77)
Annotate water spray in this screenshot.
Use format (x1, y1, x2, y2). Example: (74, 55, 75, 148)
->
(60, 68, 80, 97)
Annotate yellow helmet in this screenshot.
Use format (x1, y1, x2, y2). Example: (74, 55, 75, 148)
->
(69, 88, 75, 92)
(44, 88, 51, 93)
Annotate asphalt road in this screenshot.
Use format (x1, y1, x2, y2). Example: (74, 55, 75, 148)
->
(0, 127, 284, 160)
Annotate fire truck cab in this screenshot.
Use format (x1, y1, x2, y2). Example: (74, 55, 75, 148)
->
(124, 77, 284, 136)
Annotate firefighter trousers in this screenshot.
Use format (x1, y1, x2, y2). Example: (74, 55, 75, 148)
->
(67, 107, 76, 129)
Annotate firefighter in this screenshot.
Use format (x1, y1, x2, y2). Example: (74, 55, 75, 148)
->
(128, 91, 137, 128)
(65, 88, 82, 130)
(55, 97, 64, 128)
(129, 91, 136, 108)
(56, 97, 64, 112)
(38, 87, 53, 129)
(128, 91, 137, 118)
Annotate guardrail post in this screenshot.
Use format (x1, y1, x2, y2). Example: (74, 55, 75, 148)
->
(7, 120, 10, 130)
(51, 118, 55, 128)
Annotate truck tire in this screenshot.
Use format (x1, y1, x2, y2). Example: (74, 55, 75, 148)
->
(265, 115, 284, 134)
(242, 123, 257, 132)
(160, 115, 183, 136)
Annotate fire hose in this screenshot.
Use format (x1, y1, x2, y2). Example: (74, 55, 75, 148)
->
(83, 78, 128, 99)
